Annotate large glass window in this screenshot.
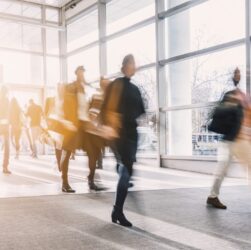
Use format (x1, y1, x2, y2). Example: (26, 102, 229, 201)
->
(162, 0, 245, 60)
(67, 46, 99, 83)
(165, 45, 246, 107)
(67, 10, 98, 53)
(107, 0, 155, 35)
(46, 8, 59, 23)
(46, 57, 60, 86)
(0, 21, 42, 52)
(0, 51, 43, 85)
(164, 107, 219, 157)
(46, 29, 59, 55)
(107, 24, 156, 74)
(132, 67, 156, 110)
(0, 1, 41, 19)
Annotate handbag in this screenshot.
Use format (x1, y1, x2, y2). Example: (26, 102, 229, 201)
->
(208, 102, 243, 138)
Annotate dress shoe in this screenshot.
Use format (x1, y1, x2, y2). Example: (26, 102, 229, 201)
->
(207, 197, 227, 209)
(111, 206, 132, 227)
(62, 185, 75, 193)
(88, 181, 106, 191)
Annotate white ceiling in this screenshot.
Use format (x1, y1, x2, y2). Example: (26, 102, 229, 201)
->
(21, 0, 73, 8)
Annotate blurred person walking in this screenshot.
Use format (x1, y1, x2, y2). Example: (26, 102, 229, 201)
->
(207, 68, 251, 209)
(101, 54, 145, 227)
(59, 66, 105, 192)
(26, 99, 43, 158)
(9, 98, 23, 159)
(0, 86, 11, 174)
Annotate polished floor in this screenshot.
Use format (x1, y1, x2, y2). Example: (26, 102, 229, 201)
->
(0, 155, 250, 250)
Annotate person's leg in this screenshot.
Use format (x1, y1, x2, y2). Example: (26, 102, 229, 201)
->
(84, 134, 105, 190)
(3, 131, 10, 174)
(60, 149, 75, 193)
(112, 164, 132, 227)
(207, 141, 232, 209)
(232, 139, 251, 184)
(55, 148, 62, 172)
(97, 148, 104, 169)
(15, 129, 21, 159)
(31, 127, 37, 157)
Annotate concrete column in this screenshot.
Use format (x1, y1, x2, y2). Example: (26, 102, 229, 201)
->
(168, 0, 192, 156)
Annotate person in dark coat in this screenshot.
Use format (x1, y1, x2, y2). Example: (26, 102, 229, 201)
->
(101, 54, 145, 227)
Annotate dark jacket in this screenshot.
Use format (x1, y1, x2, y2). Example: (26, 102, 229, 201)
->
(101, 77, 145, 169)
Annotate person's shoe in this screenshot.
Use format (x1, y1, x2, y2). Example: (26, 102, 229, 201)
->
(207, 197, 227, 209)
(88, 181, 106, 191)
(3, 169, 11, 174)
(62, 185, 75, 193)
(111, 207, 132, 227)
(128, 182, 134, 188)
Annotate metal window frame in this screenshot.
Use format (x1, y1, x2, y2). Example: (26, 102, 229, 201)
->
(62, 0, 251, 163)
(158, 0, 208, 19)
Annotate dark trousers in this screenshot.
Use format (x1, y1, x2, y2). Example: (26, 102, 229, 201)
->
(60, 150, 71, 186)
(60, 134, 102, 186)
(114, 164, 132, 211)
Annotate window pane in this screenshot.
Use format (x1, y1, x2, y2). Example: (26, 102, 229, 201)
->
(47, 57, 60, 86)
(164, 107, 219, 156)
(46, 8, 59, 23)
(0, 21, 42, 52)
(164, 0, 187, 10)
(23, 26, 43, 52)
(0, 1, 21, 15)
(132, 68, 156, 110)
(67, 46, 99, 83)
(67, 10, 98, 52)
(22, 4, 41, 19)
(46, 29, 59, 55)
(0, 21, 22, 50)
(0, 51, 43, 85)
(165, 45, 246, 107)
(107, 0, 155, 35)
(107, 24, 156, 74)
(0, 1, 41, 19)
(162, 0, 245, 59)
(137, 111, 158, 154)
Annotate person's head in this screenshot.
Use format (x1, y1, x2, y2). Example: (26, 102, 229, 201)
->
(75, 66, 85, 82)
(121, 54, 136, 78)
(233, 67, 241, 87)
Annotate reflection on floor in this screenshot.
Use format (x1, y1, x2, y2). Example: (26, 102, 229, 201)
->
(0, 155, 247, 198)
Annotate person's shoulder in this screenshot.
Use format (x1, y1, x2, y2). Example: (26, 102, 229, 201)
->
(65, 81, 78, 93)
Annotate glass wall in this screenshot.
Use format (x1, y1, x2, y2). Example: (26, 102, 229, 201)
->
(158, 0, 247, 157)
(0, 1, 61, 90)
(65, 0, 157, 155)
(64, 0, 249, 159)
